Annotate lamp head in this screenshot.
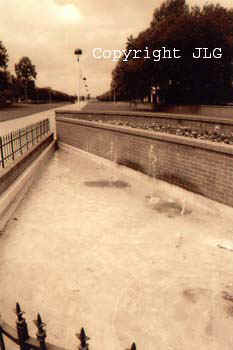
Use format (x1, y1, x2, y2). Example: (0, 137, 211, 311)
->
(74, 48, 82, 56)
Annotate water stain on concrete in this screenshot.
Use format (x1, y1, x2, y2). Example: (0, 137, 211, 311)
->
(154, 200, 184, 216)
(175, 234, 184, 248)
(182, 288, 208, 303)
(117, 158, 145, 173)
(205, 318, 214, 336)
(222, 291, 233, 303)
(84, 180, 130, 188)
(145, 195, 192, 217)
(158, 173, 202, 196)
(224, 304, 233, 318)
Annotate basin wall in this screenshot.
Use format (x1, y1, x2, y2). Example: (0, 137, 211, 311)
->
(56, 116, 233, 207)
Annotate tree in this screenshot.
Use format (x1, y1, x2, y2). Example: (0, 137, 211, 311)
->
(111, 0, 233, 104)
(15, 57, 37, 101)
(0, 41, 9, 103)
(150, 0, 188, 26)
(0, 41, 8, 69)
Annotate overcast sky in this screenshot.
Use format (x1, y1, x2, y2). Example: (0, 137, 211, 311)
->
(1, 0, 232, 97)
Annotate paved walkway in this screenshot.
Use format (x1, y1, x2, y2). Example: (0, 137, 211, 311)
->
(1, 146, 233, 350)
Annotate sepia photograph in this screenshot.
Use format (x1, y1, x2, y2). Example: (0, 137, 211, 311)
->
(1, 0, 233, 349)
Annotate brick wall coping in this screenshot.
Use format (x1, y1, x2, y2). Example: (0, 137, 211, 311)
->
(56, 116, 233, 156)
(56, 109, 233, 126)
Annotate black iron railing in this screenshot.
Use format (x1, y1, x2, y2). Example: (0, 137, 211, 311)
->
(0, 119, 50, 169)
(0, 303, 136, 350)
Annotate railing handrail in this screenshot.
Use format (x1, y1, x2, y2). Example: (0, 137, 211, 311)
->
(0, 112, 56, 137)
(0, 119, 50, 169)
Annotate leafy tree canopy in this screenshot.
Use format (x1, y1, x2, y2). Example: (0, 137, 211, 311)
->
(111, 0, 233, 104)
(15, 56, 37, 82)
(0, 41, 8, 69)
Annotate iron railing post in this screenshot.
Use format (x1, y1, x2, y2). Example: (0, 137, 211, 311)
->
(0, 137, 4, 168)
(19, 129, 23, 155)
(26, 127, 29, 151)
(130, 343, 136, 350)
(10, 132, 14, 161)
(43, 120, 45, 135)
(37, 125, 39, 143)
(76, 328, 90, 350)
(0, 328, 6, 350)
(16, 303, 29, 350)
(126, 342, 137, 350)
(31, 127, 34, 145)
(34, 314, 47, 350)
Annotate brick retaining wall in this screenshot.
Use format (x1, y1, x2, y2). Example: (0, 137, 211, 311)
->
(56, 116, 233, 207)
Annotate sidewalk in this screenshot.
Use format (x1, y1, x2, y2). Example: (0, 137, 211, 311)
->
(1, 145, 233, 350)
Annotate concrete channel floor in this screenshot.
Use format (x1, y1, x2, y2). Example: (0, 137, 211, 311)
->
(1, 145, 233, 350)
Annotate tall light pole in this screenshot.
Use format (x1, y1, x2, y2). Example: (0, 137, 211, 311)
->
(85, 81, 88, 98)
(83, 76, 89, 99)
(74, 48, 82, 105)
(83, 77, 87, 101)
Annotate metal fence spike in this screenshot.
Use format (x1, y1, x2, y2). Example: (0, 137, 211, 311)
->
(34, 313, 46, 331)
(131, 342, 136, 350)
(16, 303, 21, 314)
(34, 313, 47, 350)
(15, 303, 24, 321)
(80, 328, 86, 340)
(76, 327, 90, 349)
(37, 314, 42, 327)
(15, 303, 29, 344)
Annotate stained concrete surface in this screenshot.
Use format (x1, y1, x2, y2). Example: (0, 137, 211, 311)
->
(1, 147, 233, 350)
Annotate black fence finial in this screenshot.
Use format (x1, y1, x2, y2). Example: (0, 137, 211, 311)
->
(76, 327, 90, 350)
(15, 303, 29, 348)
(34, 313, 47, 350)
(131, 342, 137, 350)
(126, 342, 137, 350)
(16, 303, 24, 322)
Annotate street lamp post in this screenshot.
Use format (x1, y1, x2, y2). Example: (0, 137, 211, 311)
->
(83, 77, 87, 101)
(85, 84, 88, 100)
(74, 48, 82, 105)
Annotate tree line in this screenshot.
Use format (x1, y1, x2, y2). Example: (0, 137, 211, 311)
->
(97, 0, 233, 105)
(0, 42, 76, 105)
